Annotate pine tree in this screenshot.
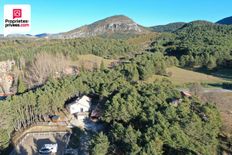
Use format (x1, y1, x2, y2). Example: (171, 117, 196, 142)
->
(91, 132, 109, 155)
(100, 60, 105, 71)
(0, 129, 10, 150)
(207, 57, 217, 70)
(17, 75, 27, 94)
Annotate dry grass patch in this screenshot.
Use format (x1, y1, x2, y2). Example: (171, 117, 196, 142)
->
(201, 92, 232, 134)
(146, 67, 227, 85)
(74, 54, 116, 70)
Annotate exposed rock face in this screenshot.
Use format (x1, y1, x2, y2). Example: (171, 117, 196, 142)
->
(0, 60, 15, 73)
(53, 15, 149, 39)
(0, 74, 14, 94)
(0, 60, 15, 94)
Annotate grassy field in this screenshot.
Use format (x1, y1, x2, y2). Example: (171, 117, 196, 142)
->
(72, 54, 116, 70)
(146, 66, 228, 85)
(202, 92, 232, 134)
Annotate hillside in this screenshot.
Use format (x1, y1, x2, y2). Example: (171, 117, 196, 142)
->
(0, 15, 151, 39)
(53, 15, 150, 39)
(216, 16, 232, 25)
(150, 20, 232, 70)
(151, 22, 186, 32)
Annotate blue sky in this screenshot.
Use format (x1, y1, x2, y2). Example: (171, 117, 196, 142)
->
(0, 0, 232, 34)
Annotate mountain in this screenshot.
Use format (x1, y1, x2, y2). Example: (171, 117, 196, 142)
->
(53, 15, 150, 39)
(216, 16, 232, 25)
(4, 34, 36, 38)
(174, 20, 217, 37)
(0, 15, 151, 39)
(160, 19, 232, 68)
(35, 33, 50, 38)
(151, 22, 186, 32)
(0, 15, 149, 39)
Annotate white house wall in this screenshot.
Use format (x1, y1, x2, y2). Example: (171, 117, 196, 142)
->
(69, 104, 90, 114)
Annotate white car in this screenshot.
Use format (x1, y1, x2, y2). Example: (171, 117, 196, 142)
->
(39, 144, 58, 154)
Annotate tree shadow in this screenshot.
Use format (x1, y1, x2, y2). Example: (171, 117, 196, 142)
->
(17, 144, 29, 155)
(55, 133, 69, 155)
(163, 145, 197, 155)
(193, 67, 232, 80)
(208, 83, 232, 90)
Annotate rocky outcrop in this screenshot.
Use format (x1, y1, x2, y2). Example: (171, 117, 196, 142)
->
(0, 74, 14, 94)
(53, 15, 149, 39)
(0, 60, 15, 95)
(0, 60, 15, 73)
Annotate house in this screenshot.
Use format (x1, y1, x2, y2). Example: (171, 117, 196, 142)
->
(181, 91, 192, 98)
(66, 95, 91, 120)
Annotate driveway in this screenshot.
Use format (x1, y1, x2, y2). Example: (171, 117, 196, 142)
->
(13, 132, 70, 155)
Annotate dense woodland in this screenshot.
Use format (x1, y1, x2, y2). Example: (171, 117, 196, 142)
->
(150, 22, 186, 33)
(0, 60, 220, 155)
(1, 20, 232, 154)
(0, 37, 140, 62)
(150, 21, 232, 70)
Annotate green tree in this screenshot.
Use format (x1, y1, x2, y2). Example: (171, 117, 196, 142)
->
(121, 62, 139, 81)
(91, 132, 109, 155)
(142, 139, 163, 155)
(103, 86, 141, 123)
(100, 60, 105, 71)
(17, 75, 27, 94)
(0, 129, 10, 150)
(206, 56, 217, 70)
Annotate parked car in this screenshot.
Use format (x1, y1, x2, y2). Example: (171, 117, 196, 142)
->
(39, 147, 52, 154)
(39, 144, 58, 154)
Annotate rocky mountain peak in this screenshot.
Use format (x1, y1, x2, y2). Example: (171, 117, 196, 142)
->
(56, 15, 148, 39)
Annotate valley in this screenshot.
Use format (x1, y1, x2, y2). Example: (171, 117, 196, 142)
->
(1, 12, 232, 155)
